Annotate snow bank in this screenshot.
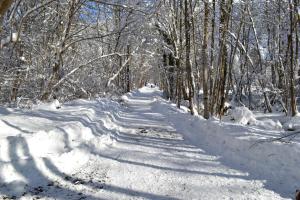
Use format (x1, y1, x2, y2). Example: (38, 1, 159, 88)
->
(153, 98, 300, 197)
(0, 96, 123, 196)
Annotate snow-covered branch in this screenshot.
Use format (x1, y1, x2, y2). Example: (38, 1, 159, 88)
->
(53, 53, 127, 90)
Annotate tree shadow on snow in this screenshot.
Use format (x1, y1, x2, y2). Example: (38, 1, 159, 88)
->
(1, 119, 34, 134)
(0, 136, 103, 199)
(90, 150, 248, 180)
(118, 94, 296, 199)
(0, 135, 185, 200)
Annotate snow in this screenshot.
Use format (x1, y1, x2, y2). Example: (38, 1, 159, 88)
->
(228, 106, 257, 125)
(255, 118, 283, 130)
(0, 86, 299, 199)
(0, 33, 19, 48)
(11, 32, 19, 43)
(283, 115, 300, 131)
(227, 107, 283, 130)
(33, 99, 61, 110)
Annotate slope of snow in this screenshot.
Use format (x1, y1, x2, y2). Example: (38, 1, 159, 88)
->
(152, 100, 299, 199)
(0, 86, 298, 199)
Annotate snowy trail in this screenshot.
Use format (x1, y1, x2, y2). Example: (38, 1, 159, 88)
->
(0, 87, 294, 199)
(74, 87, 287, 200)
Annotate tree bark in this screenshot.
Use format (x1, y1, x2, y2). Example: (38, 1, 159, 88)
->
(184, 0, 195, 115)
(289, 0, 297, 116)
(202, 0, 210, 119)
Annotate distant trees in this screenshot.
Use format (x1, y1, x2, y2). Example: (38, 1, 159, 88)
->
(0, 0, 299, 119)
(155, 0, 300, 117)
(0, 0, 155, 106)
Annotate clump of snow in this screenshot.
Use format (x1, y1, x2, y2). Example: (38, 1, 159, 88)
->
(33, 99, 61, 110)
(121, 95, 130, 102)
(227, 107, 283, 130)
(11, 32, 19, 43)
(229, 106, 256, 125)
(60, 123, 95, 143)
(146, 83, 156, 88)
(283, 115, 300, 131)
(51, 99, 61, 109)
(255, 119, 283, 131)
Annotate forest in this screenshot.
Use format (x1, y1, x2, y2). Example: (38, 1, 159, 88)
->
(0, 0, 300, 199)
(0, 0, 298, 118)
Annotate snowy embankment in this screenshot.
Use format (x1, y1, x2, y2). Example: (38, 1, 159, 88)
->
(146, 96, 300, 199)
(0, 98, 119, 198)
(0, 86, 299, 199)
(122, 87, 300, 198)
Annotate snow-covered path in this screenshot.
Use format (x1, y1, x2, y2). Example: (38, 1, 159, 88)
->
(84, 87, 285, 200)
(0, 86, 295, 199)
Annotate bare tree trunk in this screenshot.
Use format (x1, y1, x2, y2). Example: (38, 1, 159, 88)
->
(248, 6, 273, 113)
(184, 0, 195, 115)
(202, 0, 210, 119)
(289, 0, 297, 116)
(176, 0, 183, 108)
(191, 1, 200, 114)
(216, 0, 233, 116)
(126, 45, 131, 92)
(41, 0, 77, 100)
(209, 0, 216, 115)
